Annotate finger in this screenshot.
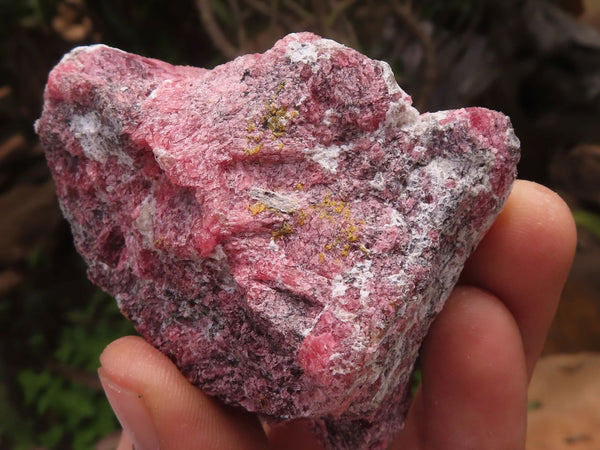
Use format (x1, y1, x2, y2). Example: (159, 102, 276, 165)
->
(460, 180, 576, 377)
(116, 431, 132, 450)
(392, 287, 528, 449)
(99, 336, 268, 450)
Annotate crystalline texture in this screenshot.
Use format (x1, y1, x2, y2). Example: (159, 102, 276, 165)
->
(36, 33, 519, 449)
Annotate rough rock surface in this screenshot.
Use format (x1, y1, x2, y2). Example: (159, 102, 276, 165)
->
(36, 33, 520, 449)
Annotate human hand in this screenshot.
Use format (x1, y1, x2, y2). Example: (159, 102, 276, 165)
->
(98, 180, 576, 450)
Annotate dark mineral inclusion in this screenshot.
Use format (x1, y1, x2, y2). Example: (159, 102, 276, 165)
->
(36, 32, 520, 449)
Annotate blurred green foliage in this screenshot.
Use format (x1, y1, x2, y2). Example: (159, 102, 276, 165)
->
(410, 367, 422, 397)
(17, 369, 115, 449)
(1, 286, 135, 449)
(573, 209, 600, 239)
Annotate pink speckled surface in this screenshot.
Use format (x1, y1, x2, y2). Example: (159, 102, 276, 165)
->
(36, 33, 519, 449)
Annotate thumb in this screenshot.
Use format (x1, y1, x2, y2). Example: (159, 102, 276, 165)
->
(98, 335, 268, 450)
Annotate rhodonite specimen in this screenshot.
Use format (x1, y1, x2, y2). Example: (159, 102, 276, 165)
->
(36, 33, 520, 449)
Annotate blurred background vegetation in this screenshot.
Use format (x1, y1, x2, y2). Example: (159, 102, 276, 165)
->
(0, 0, 599, 448)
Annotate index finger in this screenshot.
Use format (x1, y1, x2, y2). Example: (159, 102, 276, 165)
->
(460, 180, 577, 377)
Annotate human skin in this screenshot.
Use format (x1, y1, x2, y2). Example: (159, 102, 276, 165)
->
(98, 179, 576, 450)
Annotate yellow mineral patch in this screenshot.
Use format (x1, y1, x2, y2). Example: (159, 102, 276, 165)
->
(318, 193, 349, 216)
(248, 201, 267, 215)
(344, 224, 359, 242)
(263, 103, 288, 134)
(310, 193, 370, 260)
(340, 244, 351, 257)
(244, 143, 262, 155)
(260, 103, 298, 138)
(295, 209, 308, 226)
(244, 94, 297, 154)
(272, 221, 293, 239)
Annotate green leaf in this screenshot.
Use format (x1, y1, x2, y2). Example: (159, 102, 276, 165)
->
(17, 370, 52, 407)
(0, 380, 35, 448)
(410, 367, 422, 396)
(573, 209, 600, 239)
(39, 425, 64, 448)
(210, 0, 234, 26)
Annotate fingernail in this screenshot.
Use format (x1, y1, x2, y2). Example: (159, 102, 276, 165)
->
(98, 367, 161, 450)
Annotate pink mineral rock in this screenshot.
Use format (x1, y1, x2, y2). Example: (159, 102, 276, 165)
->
(36, 33, 519, 449)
